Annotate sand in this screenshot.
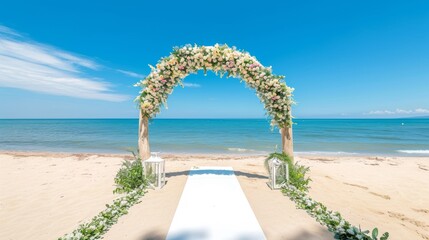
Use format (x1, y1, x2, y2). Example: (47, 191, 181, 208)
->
(0, 152, 428, 240)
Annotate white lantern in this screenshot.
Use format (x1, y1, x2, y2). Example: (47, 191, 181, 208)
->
(143, 152, 166, 189)
(267, 157, 288, 190)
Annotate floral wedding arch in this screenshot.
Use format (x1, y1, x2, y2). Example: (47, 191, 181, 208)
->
(135, 44, 294, 160)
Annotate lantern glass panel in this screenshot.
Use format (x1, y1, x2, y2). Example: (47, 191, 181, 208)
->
(143, 152, 166, 189)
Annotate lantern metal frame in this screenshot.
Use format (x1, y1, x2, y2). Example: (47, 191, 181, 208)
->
(267, 157, 289, 190)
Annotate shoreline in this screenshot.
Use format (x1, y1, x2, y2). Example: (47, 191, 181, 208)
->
(1, 150, 428, 159)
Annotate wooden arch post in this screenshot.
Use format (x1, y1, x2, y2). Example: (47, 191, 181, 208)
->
(281, 127, 293, 157)
(281, 106, 294, 157)
(138, 108, 151, 160)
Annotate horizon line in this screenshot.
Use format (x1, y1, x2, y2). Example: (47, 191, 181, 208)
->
(0, 117, 427, 120)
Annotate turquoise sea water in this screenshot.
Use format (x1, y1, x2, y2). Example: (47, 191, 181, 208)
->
(0, 119, 428, 156)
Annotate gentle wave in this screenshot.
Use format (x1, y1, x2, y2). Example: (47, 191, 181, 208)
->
(227, 148, 255, 152)
(226, 148, 269, 154)
(397, 150, 429, 154)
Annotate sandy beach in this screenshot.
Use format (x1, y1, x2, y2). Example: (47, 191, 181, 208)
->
(0, 152, 428, 240)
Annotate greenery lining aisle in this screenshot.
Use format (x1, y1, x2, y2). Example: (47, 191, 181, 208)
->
(267, 153, 390, 240)
(59, 157, 146, 240)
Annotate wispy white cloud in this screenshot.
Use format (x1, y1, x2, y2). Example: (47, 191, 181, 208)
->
(0, 25, 128, 101)
(365, 108, 429, 115)
(183, 82, 201, 88)
(415, 108, 429, 114)
(0, 25, 21, 37)
(366, 110, 395, 115)
(117, 69, 145, 79)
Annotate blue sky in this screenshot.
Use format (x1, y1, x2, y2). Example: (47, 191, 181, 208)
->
(0, 0, 428, 119)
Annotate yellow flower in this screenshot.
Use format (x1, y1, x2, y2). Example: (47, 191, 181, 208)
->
(142, 102, 151, 109)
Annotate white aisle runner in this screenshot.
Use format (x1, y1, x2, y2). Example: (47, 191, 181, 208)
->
(166, 167, 266, 240)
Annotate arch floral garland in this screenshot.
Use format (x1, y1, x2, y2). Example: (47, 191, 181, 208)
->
(134, 44, 294, 128)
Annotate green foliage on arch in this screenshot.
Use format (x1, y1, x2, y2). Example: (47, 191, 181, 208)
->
(135, 44, 294, 128)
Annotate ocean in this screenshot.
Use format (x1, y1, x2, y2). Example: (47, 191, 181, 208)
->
(0, 119, 428, 156)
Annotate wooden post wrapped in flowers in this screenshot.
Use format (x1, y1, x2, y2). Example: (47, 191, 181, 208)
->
(138, 110, 150, 160)
(135, 44, 294, 160)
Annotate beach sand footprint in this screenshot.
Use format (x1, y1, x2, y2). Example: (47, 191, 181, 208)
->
(418, 164, 429, 171)
(387, 212, 429, 240)
(364, 162, 380, 166)
(308, 158, 336, 163)
(368, 157, 386, 161)
(342, 182, 392, 200)
(370, 209, 386, 215)
(388, 211, 429, 231)
(413, 208, 429, 214)
(369, 191, 391, 200)
(343, 182, 369, 190)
